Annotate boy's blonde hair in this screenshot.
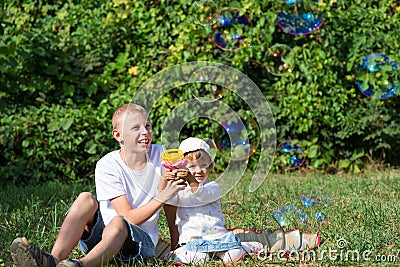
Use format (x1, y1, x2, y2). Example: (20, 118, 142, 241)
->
(112, 103, 149, 129)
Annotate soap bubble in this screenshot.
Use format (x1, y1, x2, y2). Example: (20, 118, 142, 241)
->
(214, 8, 251, 51)
(213, 113, 260, 160)
(276, 0, 324, 35)
(188, 66, 227, 102)
(355, 53, 400, 99)
(264, 44, 295, 76)
(300, 189, 332, 208)
(272, 205, 308, 228)
(277, 140, 305, 169)
(300, 193, 320, 207)
(191, 0, 218, 26)
(314, 212, 329, 224)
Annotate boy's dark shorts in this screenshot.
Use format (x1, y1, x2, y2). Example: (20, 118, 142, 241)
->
(78, 206, 156, 262)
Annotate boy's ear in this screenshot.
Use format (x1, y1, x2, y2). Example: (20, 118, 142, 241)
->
(112, 129, 123, 143)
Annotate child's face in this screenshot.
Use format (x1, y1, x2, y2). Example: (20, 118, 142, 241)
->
(120, 111, 153, 152)
(186, 152, 212, 184)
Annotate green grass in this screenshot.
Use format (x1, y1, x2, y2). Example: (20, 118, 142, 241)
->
(1, 169, 399, 266)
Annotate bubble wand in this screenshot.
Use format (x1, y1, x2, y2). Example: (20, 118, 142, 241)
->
(161, 149, 188, 169)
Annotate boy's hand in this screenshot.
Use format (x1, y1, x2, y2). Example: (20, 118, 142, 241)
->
(157, 178, 187, 202)
(162, 168, 177, 181)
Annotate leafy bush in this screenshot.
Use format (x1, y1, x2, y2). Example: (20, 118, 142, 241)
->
(1, 0, 400, 185)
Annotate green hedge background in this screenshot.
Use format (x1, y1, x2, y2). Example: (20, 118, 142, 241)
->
(1, 0, 400, 186)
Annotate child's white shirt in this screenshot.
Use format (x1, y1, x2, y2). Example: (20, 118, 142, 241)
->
(175, 180, 229, 245)
(95, 144, 164, 246)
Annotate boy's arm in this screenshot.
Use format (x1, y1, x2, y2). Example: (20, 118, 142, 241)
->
(163, 204, 179, 249)
(110, 179, 186, 226)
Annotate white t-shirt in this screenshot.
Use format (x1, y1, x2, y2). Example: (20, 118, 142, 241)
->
(175, 180, 229, 244)
(95, 144, 165, 246)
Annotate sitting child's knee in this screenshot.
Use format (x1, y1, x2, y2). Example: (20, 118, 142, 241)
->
(105, 216, 129, 237)
(75, 192, 97, 210)
(111, 216, 128, 230)
(78, 192, 94, 200)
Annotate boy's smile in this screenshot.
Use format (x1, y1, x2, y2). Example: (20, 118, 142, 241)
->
(121, 111, 153, 152)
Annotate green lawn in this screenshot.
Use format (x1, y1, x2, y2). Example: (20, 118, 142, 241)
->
(1, 169, 399, 266)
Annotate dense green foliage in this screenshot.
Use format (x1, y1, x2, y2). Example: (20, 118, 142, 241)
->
(1, 0, 400, 185)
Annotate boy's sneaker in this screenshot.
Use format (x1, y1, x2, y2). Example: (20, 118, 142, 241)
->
(10, 237, 56, 267)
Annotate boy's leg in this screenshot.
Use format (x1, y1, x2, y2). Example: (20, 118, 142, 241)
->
(77, 216, 129, 266)
(51, 192, 99, 262)
(11, 192, 98, 267)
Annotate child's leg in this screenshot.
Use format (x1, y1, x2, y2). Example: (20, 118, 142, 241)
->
(170, 246, 210, 264)
(51, 192, 99, 262)
(216, 248, 245, 263)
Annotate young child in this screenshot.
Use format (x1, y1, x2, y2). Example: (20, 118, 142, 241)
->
(10, 103, 186, 267)
(161, 137, 263, 264)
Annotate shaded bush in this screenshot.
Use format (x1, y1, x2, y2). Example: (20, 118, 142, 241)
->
(1, 0, 400, 185)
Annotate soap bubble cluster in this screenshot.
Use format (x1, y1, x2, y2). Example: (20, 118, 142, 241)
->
(272, 205, 309, 228)
(277, 140, 305, 169)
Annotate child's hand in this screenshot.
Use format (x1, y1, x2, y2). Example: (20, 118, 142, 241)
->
(175, 168, 198, 192)
(162, 168, 177, 181)
(174, 168, 192, 181)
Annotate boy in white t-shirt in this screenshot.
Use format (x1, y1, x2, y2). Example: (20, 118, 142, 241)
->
(11, 104, 186, 267)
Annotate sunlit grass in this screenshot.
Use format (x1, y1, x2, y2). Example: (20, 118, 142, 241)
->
(1, 169, 399, 266)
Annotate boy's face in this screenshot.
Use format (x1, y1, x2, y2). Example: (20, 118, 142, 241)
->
(186, 152, 212, 184)
(119, 111, 153, 152)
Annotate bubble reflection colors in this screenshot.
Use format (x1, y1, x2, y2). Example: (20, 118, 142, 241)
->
(264, 44, 295, 76)
(314, 212, 329, 224)
(213, 114, 260, 161)
(355, 53, 400, 99)
(189, 66, 226, 102)
(300, 189, 332, 208)
(300, 194, 320, 207)
(192, 0, 218, 26)
(272, 205, 308, 228)
(276, 0, 324, 35)
(277, 140, 305, 169)
(214, 9, 250, 51)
